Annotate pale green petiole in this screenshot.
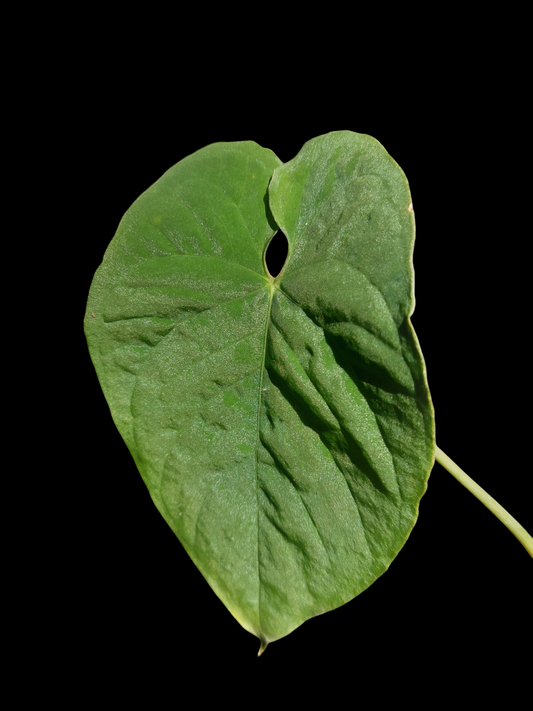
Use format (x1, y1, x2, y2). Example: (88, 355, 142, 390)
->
(435, 446, 532, 557)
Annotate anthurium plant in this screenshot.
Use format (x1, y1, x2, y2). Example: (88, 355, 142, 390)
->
(85, 131, 532, 654)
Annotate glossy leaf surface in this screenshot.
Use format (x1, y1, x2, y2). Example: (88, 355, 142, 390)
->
(85, 132, 435, 650)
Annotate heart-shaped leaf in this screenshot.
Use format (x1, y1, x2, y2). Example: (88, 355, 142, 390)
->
(85, 132, 435, 651)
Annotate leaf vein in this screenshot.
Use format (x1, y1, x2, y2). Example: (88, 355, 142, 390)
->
(103, 287, 266, 327)
(275, 290, 400, 500)
(259, 431, 330, 559)
(254, 286, 274, 632)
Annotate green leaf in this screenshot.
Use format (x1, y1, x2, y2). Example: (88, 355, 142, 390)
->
(85, 132, 435, 651)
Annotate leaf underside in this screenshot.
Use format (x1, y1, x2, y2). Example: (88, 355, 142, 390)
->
(85, 132, 435, 649)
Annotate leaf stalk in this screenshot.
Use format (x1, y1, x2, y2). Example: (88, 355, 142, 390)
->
(435, 446, 532, 557)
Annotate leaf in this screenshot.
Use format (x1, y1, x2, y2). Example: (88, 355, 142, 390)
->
(85, 132, 435, 651)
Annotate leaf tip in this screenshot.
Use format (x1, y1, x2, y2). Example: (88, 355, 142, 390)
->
(257, 638, 268, 657)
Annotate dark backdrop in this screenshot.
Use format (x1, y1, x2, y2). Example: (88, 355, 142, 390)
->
(71, 97, 530, 689)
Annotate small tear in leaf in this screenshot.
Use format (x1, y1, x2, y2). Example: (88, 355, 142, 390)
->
(265, 230, 288, 277)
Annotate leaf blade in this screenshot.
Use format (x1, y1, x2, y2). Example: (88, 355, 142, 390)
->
(85, 133, 435, 647)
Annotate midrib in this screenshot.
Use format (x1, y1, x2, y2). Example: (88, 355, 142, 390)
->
(254, 279, 277, 642)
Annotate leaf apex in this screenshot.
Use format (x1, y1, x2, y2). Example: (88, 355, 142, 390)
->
(257, 638, 268, 657)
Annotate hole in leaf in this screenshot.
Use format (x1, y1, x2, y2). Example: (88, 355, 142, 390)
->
(265, 230, 288, 277)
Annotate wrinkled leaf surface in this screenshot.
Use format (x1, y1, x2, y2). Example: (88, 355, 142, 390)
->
(85, 132, 435, 650)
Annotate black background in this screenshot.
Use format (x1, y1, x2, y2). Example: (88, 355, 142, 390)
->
(62, 57, 531, 693)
